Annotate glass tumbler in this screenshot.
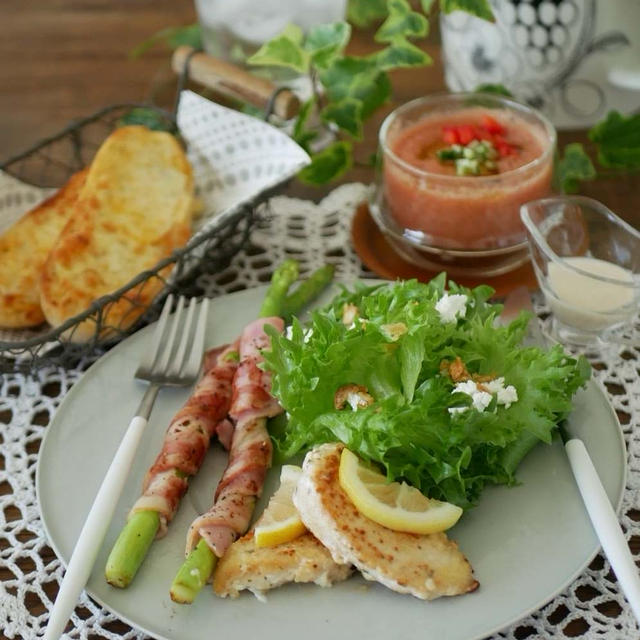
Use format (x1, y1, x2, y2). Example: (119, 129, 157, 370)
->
(521, 196, 640, 346)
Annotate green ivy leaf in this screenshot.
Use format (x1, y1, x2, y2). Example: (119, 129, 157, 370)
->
(474, 83, 513, 97)
(588, 111, 640, 170)
(347, 0, 389, 28)
(282, 23, 305, 44)
(117, 107, 176, 133)
(321, 98, 364, 139)
(304, 22, 351, 69)
(373, 36, 432, 70)
(247, 24, 310, 73)
(292, 98, 318, 152)
(420, 0, 436, 12)
(130, 24, 202, 59)
(319, 57, 392, 119)
(375, 0, 429, 43)
(298, 141, 353, 184)
(439, 0, 495, 22)
(293, 98, 314, 138)
(556, 143, 597, 194)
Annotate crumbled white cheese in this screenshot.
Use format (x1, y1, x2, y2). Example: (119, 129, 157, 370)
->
(482, 377, 519, 408)
(284, 326, 313, 342)
(449, 377, 518, 415)
(346, 391, 366, 411)
(498, 386, 518, 408)
(342, 303, 359, 326)
(436, 293, 468, 323)
(334, 384, 374, 411)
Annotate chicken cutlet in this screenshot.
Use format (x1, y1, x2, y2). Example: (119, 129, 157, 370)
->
(213, 530, 352, 599)
(293, 442, 479, 600)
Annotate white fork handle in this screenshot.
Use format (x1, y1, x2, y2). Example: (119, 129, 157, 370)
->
(565, 438, 640, 625)
(44, 414, 150, 640)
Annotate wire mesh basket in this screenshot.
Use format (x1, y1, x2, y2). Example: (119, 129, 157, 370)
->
(0, 100, 293, 373)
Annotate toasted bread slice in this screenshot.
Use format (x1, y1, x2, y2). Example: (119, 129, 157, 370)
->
(214, 531, 352, 599)
(39, 126, 193, 341)
(293, 443, 479, 601)
(0, 170, 86, 328)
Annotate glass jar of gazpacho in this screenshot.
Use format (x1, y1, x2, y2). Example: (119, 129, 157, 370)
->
(370, 93, 556, 277)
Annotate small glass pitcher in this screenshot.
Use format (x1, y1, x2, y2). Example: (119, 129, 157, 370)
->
(521, 196, 640, 346)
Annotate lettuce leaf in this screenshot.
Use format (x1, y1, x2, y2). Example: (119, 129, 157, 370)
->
(263, 278, 590, 509)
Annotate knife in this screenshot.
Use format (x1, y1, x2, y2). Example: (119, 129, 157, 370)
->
(503, 286, 640, 625)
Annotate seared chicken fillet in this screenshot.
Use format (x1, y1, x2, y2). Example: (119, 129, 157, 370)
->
(293, 443, 479, 601)
(213, 531, 352, 599)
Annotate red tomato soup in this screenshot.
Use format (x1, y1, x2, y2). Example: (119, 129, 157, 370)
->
(382, 106, 554, 251)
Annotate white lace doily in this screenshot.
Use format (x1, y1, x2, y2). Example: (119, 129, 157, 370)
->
(1, 183, 639, 640)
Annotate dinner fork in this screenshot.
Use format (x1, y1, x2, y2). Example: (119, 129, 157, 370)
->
(44, 294, 210, 640)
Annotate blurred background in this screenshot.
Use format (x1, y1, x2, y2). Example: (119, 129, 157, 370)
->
(1, 0, 637, 223)
(1, 1, 198, 156)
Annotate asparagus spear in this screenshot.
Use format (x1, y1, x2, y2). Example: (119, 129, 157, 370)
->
(104, 262, 332, 594)
(169, 538, 216, 604)
(256, 259, 299, 318)
(281, 264, 334, 321)
(106, 264, 300, 590)
(169, 263, 332, 604)
(105, 511, 160, 587)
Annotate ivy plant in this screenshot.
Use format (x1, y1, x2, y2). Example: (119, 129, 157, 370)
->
(246, 0, 494, 184)
(128, 0, 494, 184)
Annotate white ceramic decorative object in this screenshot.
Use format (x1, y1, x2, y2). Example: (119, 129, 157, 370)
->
(440, 0, 640, 129)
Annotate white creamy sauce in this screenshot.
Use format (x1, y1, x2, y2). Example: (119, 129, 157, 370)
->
(546, 256, 636, 331)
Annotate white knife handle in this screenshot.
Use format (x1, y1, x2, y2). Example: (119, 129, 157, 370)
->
(565, 438, 640, 624)
(44, 414, 149, 640)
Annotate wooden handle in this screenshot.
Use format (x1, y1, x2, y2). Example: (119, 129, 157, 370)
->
(172, 46, 300, 120)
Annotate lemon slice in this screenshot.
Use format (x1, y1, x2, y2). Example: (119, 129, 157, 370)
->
(254, 465, 307, 548)
(338, 448, 463, 534)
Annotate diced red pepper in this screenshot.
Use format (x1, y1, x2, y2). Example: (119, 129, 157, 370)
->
(473, 125, 486, 140)
(442, 126, 459, 145)
(480, 114, 504, 135)
(496, 141, 513, 157)
(441, 118, 515, 157)
(456, 124, 476, 145)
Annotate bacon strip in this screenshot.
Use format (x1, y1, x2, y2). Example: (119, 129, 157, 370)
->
(129, 341, 239, 536)
(185, 317, 284, 557)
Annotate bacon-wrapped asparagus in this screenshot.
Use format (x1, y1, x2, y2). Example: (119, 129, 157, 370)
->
(104, 342, 239, 588)
(169, 262, 334, 604)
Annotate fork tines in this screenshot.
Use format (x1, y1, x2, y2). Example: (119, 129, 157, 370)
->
(136, 294, 210, 385)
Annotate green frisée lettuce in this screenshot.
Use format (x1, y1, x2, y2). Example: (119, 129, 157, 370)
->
(262, 276, 591, 509)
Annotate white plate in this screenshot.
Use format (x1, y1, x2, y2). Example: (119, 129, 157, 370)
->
(37, 285, 627, 640)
